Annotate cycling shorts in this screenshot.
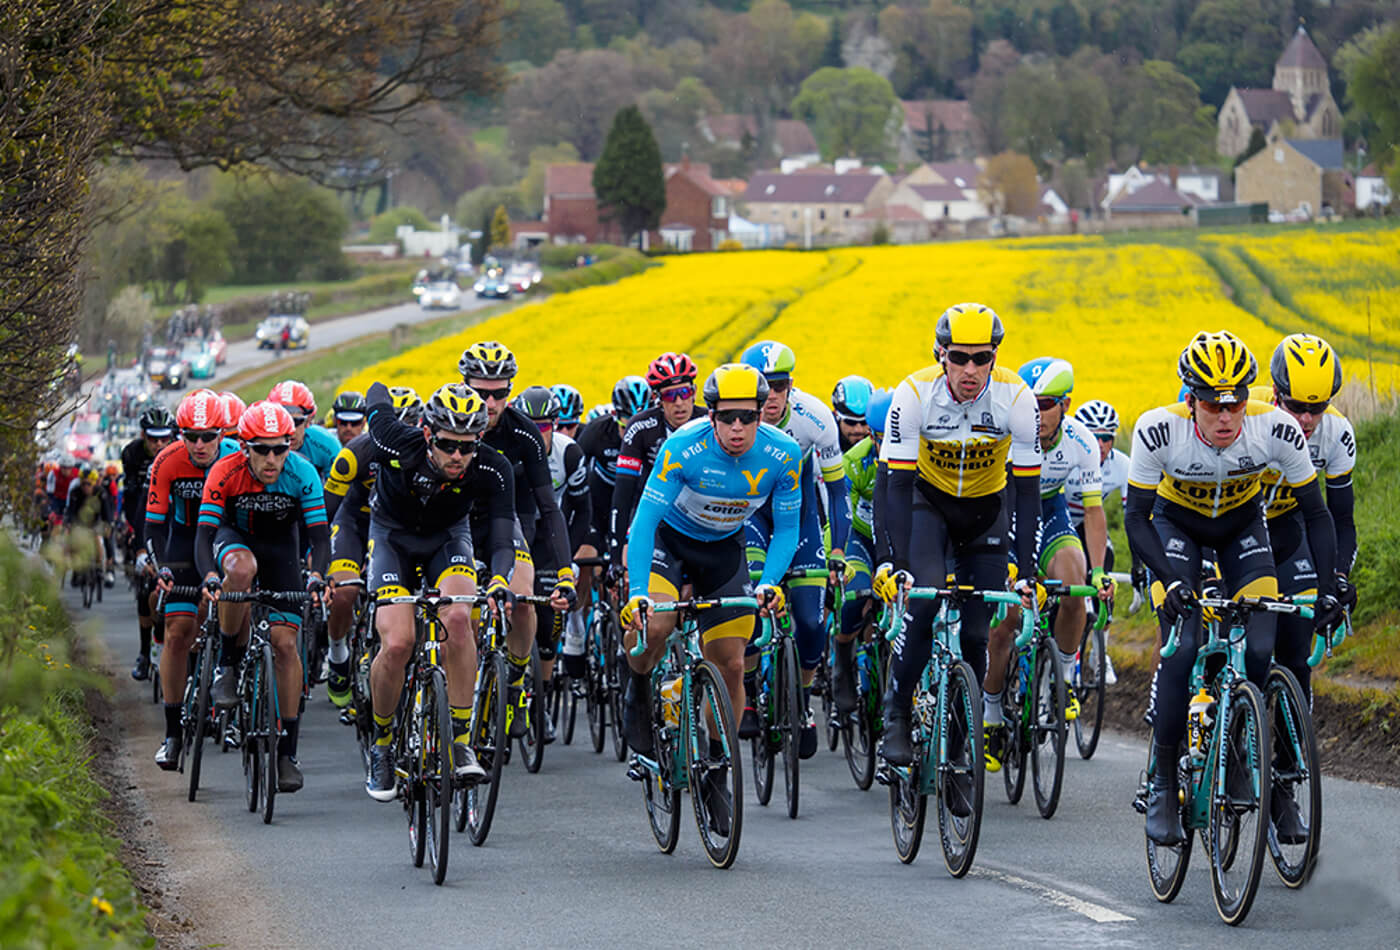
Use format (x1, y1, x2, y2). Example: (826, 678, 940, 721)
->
(160, 529, 202, 621)
(213, 525, 306, 628)
(1036, 492, 1081, 572)
(841, 531, 875, 636)
(329, 506, 370, 577)
(470, 515, 532, 580)
(648, 521, 753, 646)
(368, 518, 475, 601)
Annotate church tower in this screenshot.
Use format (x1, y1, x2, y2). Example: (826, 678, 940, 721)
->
(1274, 24, 1328, 120)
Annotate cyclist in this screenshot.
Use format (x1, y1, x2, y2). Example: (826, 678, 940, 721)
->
(876, 303, 1042, 780)
(1126, 330, 1341, 846)
(831, 374, 874, 452)
(458, 342, 577, 739)
(552, 383, 585, 440)
(268, 380, 340, 481)
(830, 388, 892, 715)
(322, 386, 423, 709)
(196, 400, 331, 794)
(362, 382, 515, 800)
(330, 390, 368, 445)
(122, 406, 177, 681)
(64, 465, 115, 583)
(739, 340, 849, 758)
(146, 390, 239, 770)
(621, 363, 800, 834)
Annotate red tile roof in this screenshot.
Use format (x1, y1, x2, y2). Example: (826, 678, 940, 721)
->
(774, 119, 819, 156)
(544, 163, 596, 198)
(669, 163, 729, 197)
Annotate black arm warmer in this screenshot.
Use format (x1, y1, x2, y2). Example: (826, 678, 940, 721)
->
(306, 522, 330, 578)
(1125, 485, 1179, 588)
(1011, 471, 1040, 575)
(609, 475, 638, 563)
(194, 523, 217, 579)
(488, 515, 516, 582)
(1325, 475, 1356, 573)
(873, 462, 893, 567)
(1293, 479, 1337, 596)
(885, 467, 915, 572)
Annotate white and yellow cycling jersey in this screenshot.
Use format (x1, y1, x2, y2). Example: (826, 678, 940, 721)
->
(1040, 416, 1102, 502)
(1127, 400, 1316, 518)
(1245, 387, 1356, 519)
(884, 364, 1041, 498)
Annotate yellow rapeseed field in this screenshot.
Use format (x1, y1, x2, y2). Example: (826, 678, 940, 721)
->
(340, 225, 1400, 426)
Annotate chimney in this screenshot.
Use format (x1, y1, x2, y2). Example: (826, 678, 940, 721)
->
(1169, 165, 1179, 190)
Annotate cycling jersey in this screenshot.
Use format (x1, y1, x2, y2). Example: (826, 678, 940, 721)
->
(842, 436, 878, 543)
(626, 418, 803, 600)
(65, 485, 114, 528)
(544, 432, 591, 553)
(1067, 447, 1129, 526)
(144, 438, 241, 559)
(578, 411, 625, 549)
(323, 431, 376, 524)
(770, 387, 850, 549)
(483, 405, 571, 572)
(1039, 417, 1101, 502)
(120, 438, 159, 533)
(195, 450, 330, 579)
(610, 403, 706, 561)
(297, 423, 341, 482)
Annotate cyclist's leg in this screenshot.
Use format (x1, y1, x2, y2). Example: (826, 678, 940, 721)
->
(1041, 497, 1088, 692)
(1268, 512, 1315, 702)
(531, 541, 558, 683)
(252, 540, 307, 774)
(1147, 512, 1205, 750)
(1218, 512, 1280, 691)
(155, 532, 201, 760)
(834, 532, 873, 712)
(424, 532, 479, 765)
(695, 531, 759, 726)
(888, 496, 949, 707)
(788, 497, 827, 686)
(504, 518, 536, 666)
(367, 526, 415, 731)
(326, 511, 366, 689)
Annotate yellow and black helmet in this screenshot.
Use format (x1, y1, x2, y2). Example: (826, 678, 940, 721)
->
(457, 341, 517, 381)
(935, 302, 1005, 351)
(388, 385, 423, 424)
(703, 363, 770, 408)
(1178, 330, 1257, 403)
(1270, 333, 1341, 403)
(423, 383, 488, 434)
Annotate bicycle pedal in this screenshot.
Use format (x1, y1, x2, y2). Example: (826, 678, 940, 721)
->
(626, 763, 646, 782)
(874, 763, 893, 786)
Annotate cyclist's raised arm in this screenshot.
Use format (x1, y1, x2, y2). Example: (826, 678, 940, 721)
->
(1008, 384, 1042, 575)
(760, 457, 804, 589)
(478, 445, 518, 586)
(366, 381, 426, 467)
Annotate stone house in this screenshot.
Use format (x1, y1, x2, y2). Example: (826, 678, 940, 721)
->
(1104, 178, 1202, 229)
(742, 167, 894, 245)
(1235, 138, 1349, 216)
(884, 161, 988, 224)
(1217, 26, 1341, 159)
(897, 100, 986, 163)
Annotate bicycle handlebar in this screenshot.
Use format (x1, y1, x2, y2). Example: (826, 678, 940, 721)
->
(882, 587, 1034, 648)
(1159, 595, 1330, 660)
(628, 596, 761, 656)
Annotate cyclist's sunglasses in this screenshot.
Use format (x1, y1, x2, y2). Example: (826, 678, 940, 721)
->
(1094, 433, 1115, 444)
(1035, 396, 1062, 412)
(289, 414, 310, 427)
(944, 349, 996, 366)
(533, 420, 554, 434)
(431, 435, 478, 457)
(1281, 396, 1329, 415)
(475, 385, 512, 402)
(182, 429, 221, 443)
(1197, 398, 1246, 414)
(248, 442, 291, 456)
(767, 378, 791, 394)
(713, 408, 760, 426)
(658, 385, 695, 403)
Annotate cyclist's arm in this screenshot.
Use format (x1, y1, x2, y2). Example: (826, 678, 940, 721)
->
(873, 460, 894, 567)
(322, 443, 359, 523)
(760, 462, 804, 588)
(194, 477, 226, 581)
(562, 441, 592, 554)
(521, 425, 573, 576)
(1326, 474, 1356, 573)
(298, 466, 331, 577)
(816, 420, 851, 553)
(609, 422, 645, 563)
(366, 381, 426, 467)
(1071, 466, 1107, 571)
(143, 453, 171, 564)
(625, 464, 683, 601)
(1292, 478, 1337, 597)
(881, 380, 921, 571)
(480, 449, 518, 585)
(1008, 389, 1042, 574)
(120, 443, 144, 526)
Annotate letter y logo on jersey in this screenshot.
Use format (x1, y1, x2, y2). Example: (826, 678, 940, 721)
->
(741, 468, 768, 496)
(657, 450, 682, 482)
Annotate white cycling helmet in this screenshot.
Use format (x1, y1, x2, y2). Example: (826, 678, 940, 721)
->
(1074, 399, 1119, 435)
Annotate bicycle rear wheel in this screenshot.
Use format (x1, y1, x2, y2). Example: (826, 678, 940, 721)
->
(519, 650, 545, 774)
(259, 644, 278, 825)
(242, 666, 260, 814)
(1031, 643, 1066, 820)
(889, 761, 927, 864)
(778, 637, 801, 819)
(687, 660, 743, 869)
(750, 726, 775, 807)
(1074, 618, 1106, 760)
(188, 640, 214, 802)
(1209, 681, 1270, 926)
(464, 652, 509, 845)
(1143, 742, 1192, 903)
(585, 615, 606, 753)
(351, 622, 375, 770)
(643, 693, 681, 854)
(424, 667, 452, 885)
(936, 660, 983, 878)
(842, 700, 876, 791)
(1264, 666, 1320, 888)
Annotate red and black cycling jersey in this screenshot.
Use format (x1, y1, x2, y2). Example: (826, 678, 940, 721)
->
(364, 382, 517, 583)
(194, 449, 330, 579)
(480, 404, 571, 573)
(144, 438, 239, 564)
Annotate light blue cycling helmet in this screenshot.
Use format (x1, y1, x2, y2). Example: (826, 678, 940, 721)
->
(1017, 357, 1074, 399)
(551, 383, 584, 424)
(611, 376, 652, 418)
(831, 375, 874, 422)
(740, 340, 796, 382)
(866, 389, 894, 436)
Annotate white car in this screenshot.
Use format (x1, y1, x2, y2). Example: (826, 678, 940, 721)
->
(419, 280, 462, 310)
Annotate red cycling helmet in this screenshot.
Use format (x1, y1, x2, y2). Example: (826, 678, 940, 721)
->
(176, 389, 229, 431)
(267, 379, 316, 417)
(645, 352, 698, 389)
(218, 392, 247, 433)
(239, 400, 296, 441)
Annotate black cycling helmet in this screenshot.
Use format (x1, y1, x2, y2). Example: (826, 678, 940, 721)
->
(331, 390, 367, 422)
(423, 384, 489, 435)
(139, 405, 176, 437)
(512, 385, 560, 421)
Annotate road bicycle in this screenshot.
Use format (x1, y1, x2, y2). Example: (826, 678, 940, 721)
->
(165, 586, 221, 803)
(576, 557, 627, 761)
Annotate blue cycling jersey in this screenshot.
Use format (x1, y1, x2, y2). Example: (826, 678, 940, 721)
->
(627, 418, 803, 600)
(298, 424, 341, 482)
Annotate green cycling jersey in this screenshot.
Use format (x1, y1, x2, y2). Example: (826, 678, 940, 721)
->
(843, 436, 877, 542)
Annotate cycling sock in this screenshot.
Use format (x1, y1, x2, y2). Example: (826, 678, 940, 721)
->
(629, 668, 650, 697)
(1057, 646, 1077, 682)
(278, 717, 299, 757)
(327, 636, 349, 664)
(742, 670, 757, 703)
(983, 690, 1004, 726)
(139, 623, 152, 658)
(373, 713, 394, 746)
(451, 706, 472, 740)
(164, 702, 182, 738)
(328, 658, 350, 680)
(801, 685, 812, 715)
(507, 652, 530, 684)
(219, 634, 245, 670)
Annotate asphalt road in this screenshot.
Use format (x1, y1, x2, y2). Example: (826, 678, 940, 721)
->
(75, 590, 1400, 950)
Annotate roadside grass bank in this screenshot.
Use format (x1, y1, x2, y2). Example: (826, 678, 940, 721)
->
(0, 535, 150, 948)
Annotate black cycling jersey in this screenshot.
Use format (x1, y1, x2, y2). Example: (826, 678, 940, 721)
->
(609, 404, 705, 561)
(481, 404, 571, 573)
(120, 437, 158, 531)
(364, 382, 517, 583)
(65, 484, 114, 527)
(323, 430, 376, 524)
(577, 413, 623, 485)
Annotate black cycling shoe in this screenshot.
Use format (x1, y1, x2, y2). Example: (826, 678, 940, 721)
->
(831, 640, 858, 716)
(277, 755, 304, 793)
(210, 668, 239, 710)
(1271, 781, 1307, 845)
(154, 736, 182, 771)
(1146, 744, 1186, 846)
(622, 678, 654, 756)
(452, 741, 487, 786)
(738, 706, 761, 740)
(366, 745, 396, 802)
(131, 654, 151, 681)
(506, 680, 529, 739)
(798, 716, 817, 760)
(700, 765, 733, 837)
(880, 705, 914, 766)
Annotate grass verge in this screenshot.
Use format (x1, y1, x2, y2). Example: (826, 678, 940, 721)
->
(0, 535, 149, 948)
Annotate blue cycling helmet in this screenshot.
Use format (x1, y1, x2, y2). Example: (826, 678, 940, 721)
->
(612, 375, 652, 418)
(1017, 357, 1074, 399)
(739, 340, 796, 382)
(831, 375, 874, 422)
(866, 389, 894, 436)
(551, 383, 584, 423)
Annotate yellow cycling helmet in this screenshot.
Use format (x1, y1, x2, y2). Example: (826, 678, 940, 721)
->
(388, 385, 424, 424)
(703, 363, 770, 408)
(1177, 330, 1257, 403)
(457, 341, 517, 380)
(423, 383, 489, 434)
(935, 302, 1005, 351)
(1270, 333, 1341, 403)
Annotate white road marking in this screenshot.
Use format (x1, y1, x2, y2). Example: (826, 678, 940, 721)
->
(972, 867, 1135, 923)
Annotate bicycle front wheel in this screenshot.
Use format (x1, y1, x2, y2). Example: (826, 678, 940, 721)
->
(643, 692, 681, 854)
(519, 649, 545, 774)
(188, 641, 214, 802)
(1209, 680, 1270, 926)
(1030, 643, 1066, 820)
(778, 637, 801, 819)
(259, 644, 278, 825)
(1264, 665, 1320, 887)
(585, 615, 607, 753)
(1074, 618, 1106, 760)
(842, 698, 876, 791)
(1144, 742, 1192, 903)
(464, 652, 509, 845)
(936, 660, 984, 878)
(687, 660, 743, 869)
(424, 667, 452, 885)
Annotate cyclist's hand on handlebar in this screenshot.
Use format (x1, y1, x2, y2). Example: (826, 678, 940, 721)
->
(872, 562, 903, 604)
(605, 563, 626, 590)
(1333, 573, 1357, 612)
(1312, 592, 1343, 634)
(756, 584, 786, 619)
(549, 578, 577, 611)
(1013, 577, 1042, 611)
(826, 550, 850, 585)
(201, 572, 222, 604)
(156, 566, 174, 594)
(1160, 579, 1195, 623)
(485, 574, 513, 615)
(306, 572, 327, 606)
(1090, 566, 1116, 603)
(620, 595, 650, 630)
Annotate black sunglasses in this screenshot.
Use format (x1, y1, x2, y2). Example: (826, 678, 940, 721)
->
(1094, 433, 1115, 444)
(182, 430, 221, 443)
(1035, 396, 1062, 412)
(431, 435, 478, 456)
(1281, 396, 1329, 416)
(475, 386, 512, 402)
(713, 408, 760, 426)
(944, 350, 996, 366)
(248, 442, 291, 456)
(767, 379, 791, 394)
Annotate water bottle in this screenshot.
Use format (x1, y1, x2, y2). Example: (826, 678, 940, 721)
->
(1188, 687, 1213, 763)
(660, 677, 683, 727)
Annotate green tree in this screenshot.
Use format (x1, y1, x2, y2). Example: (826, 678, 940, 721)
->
(1345, 23, 1400, 170)
(155, 205, 235, 304)
(592, 106, 666, 246)
(368, 207, 432, 244)
(1235, 127, 1269, 167)
(501, 0, 572, 66)
(790, 67, 900, 163)
(456, 185, 526, 235)
(821, 15, 843, 69)
(490, 205, 512, 250)
(638, 78, 723, 161)
(1177, 0, 1282, 107)
(214, 175, 350, 283)
(1119, 61, 1217, 165)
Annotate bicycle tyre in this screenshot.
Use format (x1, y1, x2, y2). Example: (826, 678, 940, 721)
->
(351, 620, 375, 771)
(778, 637, 801, 820)
(1144, 742, 1192, 903)
(178, 648, 199, 776)
(889, 761, 927, 864)
(687, 660, 743, 869)
(407, 774, 427, 868)
(152, 643, 163, 705)
(519, 650, 545, 774)
(465, 652, 509, 846)
(936, 660, 984, 879)
(96, 569, 103, 603)
(842, 701, 876, 791)
(643, 689, 681, 854)
(1074, 618, 1106, 760)
(260, 644, 278, 825)
(608, 625, 629, 762)
(188, 640, 214, 802)
(1002, 665, 1027, 806)
(425, 666, 452, 885)
(1031, 643, 1066, 820)
(1264, 665, 1320, 888)
(1209, 680, 1270, 926)
(242, 666, 259, 813)
(750, 729, 775, 806)
(82, 571, 94, 608)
